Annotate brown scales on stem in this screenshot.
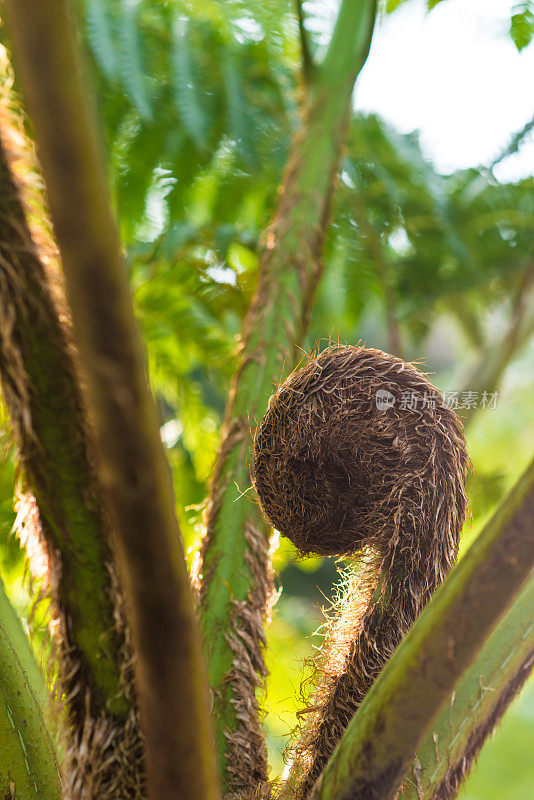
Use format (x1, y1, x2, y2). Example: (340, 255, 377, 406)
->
(252, 345, 469, 799)
(0, 91, 146, 798)
(433, 651, 534, 800)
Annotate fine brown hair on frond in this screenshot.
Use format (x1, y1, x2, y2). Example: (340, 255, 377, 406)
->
(0, 46, 67, 321)
(229, 779, 277, 800)
(0, 69, 146, 799)
(251, 345, 469, 799)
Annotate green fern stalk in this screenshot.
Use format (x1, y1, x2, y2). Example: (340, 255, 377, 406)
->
(4, 1, 220, 797)
(0, 578, 61, 799)
(0, 107, 125, 719)
(402, 573, 534, 800)
(312, 456, 534, 800)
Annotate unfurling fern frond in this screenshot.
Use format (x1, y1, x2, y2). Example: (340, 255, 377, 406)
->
(252, 346, 468, 798)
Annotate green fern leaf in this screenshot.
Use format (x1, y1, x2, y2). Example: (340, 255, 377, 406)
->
(172, 17, 210, 150)
(85, 0, 118, 79)
(118, 0, 152, 120)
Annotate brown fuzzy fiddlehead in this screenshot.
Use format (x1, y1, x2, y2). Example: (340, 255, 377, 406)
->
(252, 346, 468, 798)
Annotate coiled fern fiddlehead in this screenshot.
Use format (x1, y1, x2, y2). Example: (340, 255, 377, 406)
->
(252, 346, 469, 798)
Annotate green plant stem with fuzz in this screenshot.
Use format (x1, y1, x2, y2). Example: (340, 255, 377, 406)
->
(198, 0, 377, 791)
(0, 92, 147, 796)
(0, 577, 61, 799)
(295, 0, 313, 82)
(0, 121, 125, 721)
(310, 455, 534, 800)
(5, 2, 220, 800)
(402, 574, 534, 800)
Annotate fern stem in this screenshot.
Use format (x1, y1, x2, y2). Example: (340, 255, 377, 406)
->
(0, 94, 144, 796)
(0, 111, 126, 719)
(295, 0, 314, 82)
(402, 573, 534, 800)
(4, 2, 219, 799)
(0, 577, 61, 799)
(312, 456, 534, 800)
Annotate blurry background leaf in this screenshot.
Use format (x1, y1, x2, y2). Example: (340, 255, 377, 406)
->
(510, 2, 534, 50)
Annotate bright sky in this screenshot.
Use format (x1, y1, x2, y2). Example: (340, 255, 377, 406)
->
(353, 0, 534, 181)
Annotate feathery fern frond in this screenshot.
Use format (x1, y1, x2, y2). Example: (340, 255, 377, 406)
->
(85, 0, 118, 79)
(118, 0, 153, 119)
(172, 17, 211, 150)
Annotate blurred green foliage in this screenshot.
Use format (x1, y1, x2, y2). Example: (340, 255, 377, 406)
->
(1, 0, 533, 793)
